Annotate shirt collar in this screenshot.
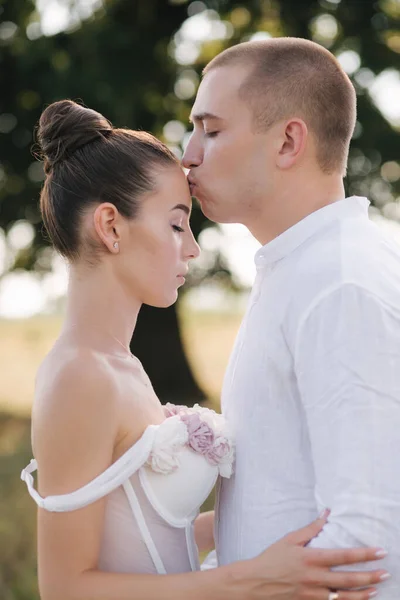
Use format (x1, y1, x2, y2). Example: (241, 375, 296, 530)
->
(254, 196, 370, 268)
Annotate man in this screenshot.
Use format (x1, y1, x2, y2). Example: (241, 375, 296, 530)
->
(183, 37, 399, 597)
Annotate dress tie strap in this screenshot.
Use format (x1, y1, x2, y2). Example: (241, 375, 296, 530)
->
(20, 426, 157, 512)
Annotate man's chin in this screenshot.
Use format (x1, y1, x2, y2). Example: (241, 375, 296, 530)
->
(193, 193, 210, 216)
(197, 199, 221, 223)
(190, 186, 201, 201)
(192, 190, 225, 223)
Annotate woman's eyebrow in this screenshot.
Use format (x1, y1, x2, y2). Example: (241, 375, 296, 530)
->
(170, 204, 191, 215)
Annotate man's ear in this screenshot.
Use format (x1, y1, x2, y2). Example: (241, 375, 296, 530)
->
(276, 119, 308, 169)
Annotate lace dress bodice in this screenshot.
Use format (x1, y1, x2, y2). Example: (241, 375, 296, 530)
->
(21, 404, 234, 574)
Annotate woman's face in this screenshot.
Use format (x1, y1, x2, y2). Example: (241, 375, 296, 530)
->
(117, 166, 200, 308)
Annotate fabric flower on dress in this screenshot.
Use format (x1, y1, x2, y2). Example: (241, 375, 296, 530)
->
(180, 412, 215, 454)
(148, 404, 235, 478)
(182, 406, 234, 476)
(206, 436, 234, 478)
(189, 404, 226, 432)
(163, 403, 188, 418)
(146, 416, 188, 474)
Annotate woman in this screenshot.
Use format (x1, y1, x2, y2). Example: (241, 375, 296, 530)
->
(21, 100, 387, 600)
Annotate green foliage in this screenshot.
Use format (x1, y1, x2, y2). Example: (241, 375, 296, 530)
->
(0, 0, 399, 277)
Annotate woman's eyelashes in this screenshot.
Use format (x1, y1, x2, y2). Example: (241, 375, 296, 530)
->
(205, 131, 219, 138)
(172, 224, 185, 233)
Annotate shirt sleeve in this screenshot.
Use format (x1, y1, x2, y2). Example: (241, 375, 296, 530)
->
(294, 282, 400, 594)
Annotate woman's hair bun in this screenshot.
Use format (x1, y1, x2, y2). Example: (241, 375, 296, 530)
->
(36, 99, 112, 173)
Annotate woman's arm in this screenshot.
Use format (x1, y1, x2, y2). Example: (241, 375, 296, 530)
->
(42, 519, 388, 600)
(195, 510, 215, 553)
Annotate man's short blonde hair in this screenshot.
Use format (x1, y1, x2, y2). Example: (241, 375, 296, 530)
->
(203, 37, 357, 175)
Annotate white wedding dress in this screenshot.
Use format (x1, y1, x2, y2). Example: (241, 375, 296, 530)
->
(20, 404, 234, 574)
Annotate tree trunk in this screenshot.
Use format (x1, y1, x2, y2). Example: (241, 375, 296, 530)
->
(130, 303, 205, 406)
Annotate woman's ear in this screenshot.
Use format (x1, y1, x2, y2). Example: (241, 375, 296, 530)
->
(93, 203, 121, 253)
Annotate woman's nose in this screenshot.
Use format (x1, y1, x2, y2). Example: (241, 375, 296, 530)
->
(187, 237, 201, 260)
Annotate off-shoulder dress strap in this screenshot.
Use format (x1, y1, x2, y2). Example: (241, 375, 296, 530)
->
(20, 425, 158, 512)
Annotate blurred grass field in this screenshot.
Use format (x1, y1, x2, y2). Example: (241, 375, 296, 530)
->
(0, 307, 243, 599)
(0, 307, 242, 415)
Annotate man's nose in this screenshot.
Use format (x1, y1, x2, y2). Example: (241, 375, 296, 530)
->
(182, 135, 203, 169)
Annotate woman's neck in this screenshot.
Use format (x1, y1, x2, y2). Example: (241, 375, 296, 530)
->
(61, 263, 142, 353)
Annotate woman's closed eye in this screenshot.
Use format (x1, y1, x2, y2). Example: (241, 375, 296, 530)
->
(204, 131, 219, 138)
(172, 225, 185, 233)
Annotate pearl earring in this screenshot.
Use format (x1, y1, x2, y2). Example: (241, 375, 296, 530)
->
(113, 242, 119, 250)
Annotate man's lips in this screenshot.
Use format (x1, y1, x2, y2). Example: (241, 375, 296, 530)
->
(188, 179, 198, 196)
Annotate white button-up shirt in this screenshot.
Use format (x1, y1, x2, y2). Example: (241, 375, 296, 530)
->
(216, 197, 400, 597)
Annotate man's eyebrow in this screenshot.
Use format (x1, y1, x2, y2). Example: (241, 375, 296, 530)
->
(189, 112, 223, 124)
(171, 203, 191, 215)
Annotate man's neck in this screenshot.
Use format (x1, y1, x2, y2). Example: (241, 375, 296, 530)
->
(247, 176, 345, 246)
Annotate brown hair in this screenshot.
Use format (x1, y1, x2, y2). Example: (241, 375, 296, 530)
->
(36, 100, 179, 261)
(203, 38, 357, 175)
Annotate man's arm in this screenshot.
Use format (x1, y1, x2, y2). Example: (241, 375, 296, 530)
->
(294, 282, 400, 596)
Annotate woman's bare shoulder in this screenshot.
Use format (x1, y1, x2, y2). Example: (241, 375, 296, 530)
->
(34, 345, 118, 423)
(32, 345, 120, 495)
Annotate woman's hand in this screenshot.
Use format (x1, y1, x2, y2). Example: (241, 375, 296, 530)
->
(195, 510, 215, 554)
(233, 511, 388, 599)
